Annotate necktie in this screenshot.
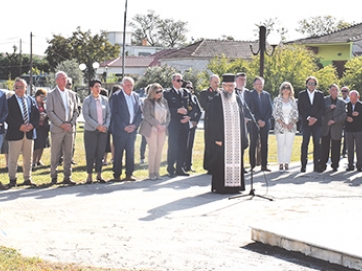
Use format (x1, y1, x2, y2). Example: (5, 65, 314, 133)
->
(22, 97, 29, 124)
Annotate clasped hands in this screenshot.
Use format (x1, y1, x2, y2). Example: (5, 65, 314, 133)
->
(177, 107, 190, 124)
(19, 123, 34, 132)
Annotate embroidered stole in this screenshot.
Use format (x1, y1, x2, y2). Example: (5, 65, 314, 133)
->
(221, 93, 241, 187)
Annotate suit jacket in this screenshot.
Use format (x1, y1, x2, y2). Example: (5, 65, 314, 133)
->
(0, 89, 8, 134)
(164, 87, 193, 127)
(189, 93, 202, 123)
(321, 96, 347, 139)
(249, 89, 273, 129)
(110, 90, 142, 137)
(82, 94, 111, 131)
(139, 97, 171, 138)
(345, 101, 362, 133)
(6, 94, 39, 140)
(298, 89, 325, 128)
(46, 87, 79, 133)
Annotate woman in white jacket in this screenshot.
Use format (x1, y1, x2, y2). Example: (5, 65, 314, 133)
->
(272, 82, 299, 172)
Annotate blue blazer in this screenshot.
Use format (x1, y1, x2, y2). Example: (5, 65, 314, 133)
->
(6, 94, 39, 140)
(249, 89, 273, 129)
(110, 90, 142, 136)
(0, 89, 8, 134)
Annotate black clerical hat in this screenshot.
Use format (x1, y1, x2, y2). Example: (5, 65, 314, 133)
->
(222, 73, 235, 83)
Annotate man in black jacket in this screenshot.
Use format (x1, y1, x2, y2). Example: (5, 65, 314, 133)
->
(298, 76, 325, 172)
(6, 78, 39, 187)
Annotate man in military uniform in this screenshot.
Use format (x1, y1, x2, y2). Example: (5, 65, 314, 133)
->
(199, 74, 220, 172)
(164, 73, 196, 177)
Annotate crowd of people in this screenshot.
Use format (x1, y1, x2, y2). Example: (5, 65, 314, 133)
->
(0, 71, 359, 194)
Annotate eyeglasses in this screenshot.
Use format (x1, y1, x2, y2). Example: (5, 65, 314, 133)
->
(282, 86, 291, 90)
(341, 90, 348, 93)
(156, 90, 163, 94)
(307, 82, 316, 86)
(186, 86, 193, 90)
(14, 86, 25, 90)
(66, 83, 72, 86)
(176, 79, 183, 83)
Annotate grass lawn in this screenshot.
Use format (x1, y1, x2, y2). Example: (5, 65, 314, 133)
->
(0, 126, 314, 270)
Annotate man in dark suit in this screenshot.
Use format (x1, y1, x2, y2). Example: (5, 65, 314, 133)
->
(298, 76, 325, 172)
(320, 84, 347, 172)
(199, 74, 220, 172)
(249, 77, 273, 171)
(164, 73, 193, 177)
(345, 90, 362, 171)
(110, 76, 142, 181)
(6, 78, 39, 187)
(0, 89, 8, 189)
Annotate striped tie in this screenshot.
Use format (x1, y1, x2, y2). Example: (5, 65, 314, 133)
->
(22, 97, 29, 124)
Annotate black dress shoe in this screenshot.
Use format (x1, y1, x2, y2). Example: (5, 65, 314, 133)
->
(261, 167, 271, 172)
(51, 178, 58, 185)
(346, 167, 354, 171)
(124, 175, 136, 181)
(332, 167, 338, 172)
(7, 179, 17, 188)
(176, 170, 190, 176)
(23, 180, 37, 187)
(63, 178, 76, 185)
(96, 176, 107, 183)
(301, 167, 306, 173)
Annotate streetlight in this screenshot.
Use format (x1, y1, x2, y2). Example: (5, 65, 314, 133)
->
(250, 25, 278, 77)
(79, 61, 100, 93)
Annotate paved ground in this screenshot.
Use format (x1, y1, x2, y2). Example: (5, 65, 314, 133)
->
(0, 159, 361, 271)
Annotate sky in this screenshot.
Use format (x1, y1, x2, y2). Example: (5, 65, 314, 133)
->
(1, 0, 361, 56)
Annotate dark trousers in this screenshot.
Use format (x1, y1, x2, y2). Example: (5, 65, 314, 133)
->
(342, 129, 347, 156)
(84, 130, 107, 174)
(113, 133, 136, 178)
(301, 125, 322, 169)
(320, 133, 341, 170)
(346, 131, 362, 169)
(185, 127, 196, 170)
(167, 122, 189, 174)
(140, 135, 147, 160)
(249, 125, 269, 168)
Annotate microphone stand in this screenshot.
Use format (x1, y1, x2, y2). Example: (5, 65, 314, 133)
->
(229, 92, 273, 201)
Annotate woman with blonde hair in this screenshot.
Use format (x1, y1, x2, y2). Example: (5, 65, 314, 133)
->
(272, 82, 299, 172)
(139, 83, 170, 180)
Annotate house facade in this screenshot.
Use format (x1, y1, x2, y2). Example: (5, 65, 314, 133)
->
(289, 23, 362, 77)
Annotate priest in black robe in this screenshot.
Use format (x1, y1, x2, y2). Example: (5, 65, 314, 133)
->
(209, 74, 248, 194)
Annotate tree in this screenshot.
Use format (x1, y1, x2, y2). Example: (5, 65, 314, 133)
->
(46, 59, 84, 89)
(45, 27, 120, 84)
(296, 15, 352, 37)
(130, 10, 188, 48)
(341, 56, 362, 93)
(134, 64, 177, 90)
(255, 18, 288, 43)
(158, 18, 188, 48)
(129, 10, 161, 46)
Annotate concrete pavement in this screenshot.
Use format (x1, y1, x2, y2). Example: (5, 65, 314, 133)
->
(0, 159, 361, 271)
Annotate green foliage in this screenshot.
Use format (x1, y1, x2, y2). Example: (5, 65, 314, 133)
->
(130, 10, 188, 48)
(312, 65, 340, 95)
(258, 45, 319, 97)
(45, 27, 120, 84)
(0, 46, 50, 80)
(296, 15, 352, 37)
(134, 64, 177, 89)
(341, 56, 362, 94)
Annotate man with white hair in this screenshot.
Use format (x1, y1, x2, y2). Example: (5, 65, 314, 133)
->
(47, 71, 79, 185)
(208, 73, 247, 194)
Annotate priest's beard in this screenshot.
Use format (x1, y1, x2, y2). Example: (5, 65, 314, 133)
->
(222, 90, 233, 100)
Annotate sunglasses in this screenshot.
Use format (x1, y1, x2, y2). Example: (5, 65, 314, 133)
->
(307, 82, 316, 86)
(186, 86, 193, 90)
(341, 90, 348, 93)
(156, 90, 163, 94)
(176, 79, 183, 83)
(282, 86, 291, 90)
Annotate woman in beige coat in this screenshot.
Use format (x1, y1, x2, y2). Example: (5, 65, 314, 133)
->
(139, 83, 171, 180)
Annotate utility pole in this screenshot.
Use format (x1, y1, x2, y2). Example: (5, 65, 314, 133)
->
(121, 0, 128, 79)
(29, 32, 33, 95)
(19, 39, 22, 76)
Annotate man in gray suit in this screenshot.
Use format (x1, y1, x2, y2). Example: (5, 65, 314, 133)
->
(46, 71, 79, 184)
(320, 84, 347, 172)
